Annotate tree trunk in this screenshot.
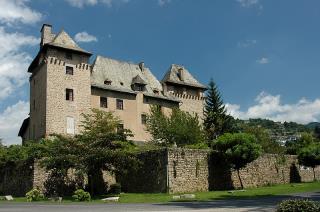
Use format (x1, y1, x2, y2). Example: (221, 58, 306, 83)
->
(237, 169, 244, 189)
(313, 167, 316, 181)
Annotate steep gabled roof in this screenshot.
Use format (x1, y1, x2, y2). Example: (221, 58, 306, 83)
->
(91, 56, 180, 102)
(47, 30, 91, 55)
(162, 64, 206, 89)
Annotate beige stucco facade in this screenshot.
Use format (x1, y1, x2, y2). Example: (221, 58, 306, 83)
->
(19, 24, 206, 143)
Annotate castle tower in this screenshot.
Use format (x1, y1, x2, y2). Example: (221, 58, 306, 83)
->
(19, 24, 92, 142)
(161, 64, 207, 120)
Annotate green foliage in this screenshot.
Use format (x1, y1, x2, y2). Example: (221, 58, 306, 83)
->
(241, 125, 285, 154)
(213, 133, 262, 189)
(109, 183, 121, 195)
(72, 189, 91, 201)
(146, 106, 205, 147)
(286, 132, 316, 155)
(314, 126, 320, 140)
(298, 143, 320, 181)
(276, 199, 320, 212)
(40, 109, 137, 195)
(25, 188, 44, 202)
(214, 133, 262, 170)
(203, 79, 233, 141)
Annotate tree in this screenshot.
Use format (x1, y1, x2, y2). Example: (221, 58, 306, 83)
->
(41, 109, 136, 195)
(286, 132, 315, 155)
(213, 133, 262, 189)
(204, 79, 232, 142)
(314, 126, 320, 140)
(298, 143, 320, 181)
(146, 106, 205, 147)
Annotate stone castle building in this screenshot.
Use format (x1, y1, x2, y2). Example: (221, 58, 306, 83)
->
(19, 24, 206, 143)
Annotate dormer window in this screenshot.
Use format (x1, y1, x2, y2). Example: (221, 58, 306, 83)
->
(131, 75, 147, 92)
(104, 79, 112, 85)
(153, 89, 159, 95)
(66, 66, 74, 75)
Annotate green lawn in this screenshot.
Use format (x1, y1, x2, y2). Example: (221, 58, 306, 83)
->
(2, 181, 320, 204)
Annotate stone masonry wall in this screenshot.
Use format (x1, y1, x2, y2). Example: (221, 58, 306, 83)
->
(167, 148, 209, 193)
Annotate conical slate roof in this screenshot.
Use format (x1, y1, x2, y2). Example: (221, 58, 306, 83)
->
(162, 64, 206, 89)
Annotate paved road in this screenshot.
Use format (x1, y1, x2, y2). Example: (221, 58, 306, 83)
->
(1, 191, 319, 212)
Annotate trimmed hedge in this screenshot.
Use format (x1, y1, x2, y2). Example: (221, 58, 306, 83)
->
(277, 199, 320, 212)
(72, 189, 91, 201)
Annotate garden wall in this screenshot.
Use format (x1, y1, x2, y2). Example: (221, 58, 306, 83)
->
(1, 149, 320, 196)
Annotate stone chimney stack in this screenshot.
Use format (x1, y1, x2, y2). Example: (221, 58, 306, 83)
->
(138, 62, 145, 71)
(178, 67, 185, 81)
(40, 24, 53, 47)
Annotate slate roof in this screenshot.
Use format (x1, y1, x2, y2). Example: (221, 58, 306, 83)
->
(162, 64, 206, 89)
(47, 30, 91, 55)
(91, 56, 180, 102)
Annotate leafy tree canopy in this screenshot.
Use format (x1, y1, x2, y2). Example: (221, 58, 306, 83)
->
(146, 106, 205, 148)
(298, 143, 320, 181)
(213, 133, 262, 189)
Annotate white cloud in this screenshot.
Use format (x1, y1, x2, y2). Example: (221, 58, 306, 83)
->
(66, 0, 130, 8)
(236, 0, 259, 8)
(238, 39, 257, 48)
(226, 92, 320, 124)
(0, 0, 42, 25)
(74, 31, 98, 43)
(0, 101, 29, 145)
(158, 0, 171, 6)
(0, 27, 39, 100)
(256, 57, 269, 64)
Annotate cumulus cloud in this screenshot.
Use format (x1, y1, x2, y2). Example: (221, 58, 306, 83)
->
(0, 0, 42, 25)
(236, 0, 260, 8)
(66, 0, 130, 8)
(226, 92, 320, 124)
(158, 0, 171, 6)
(74, 31, 98, 43)
(0, 101, 29, 145)
(256, 57, 269, 64)
(237, 39, 257, 48)
(0, 27, 39, 100)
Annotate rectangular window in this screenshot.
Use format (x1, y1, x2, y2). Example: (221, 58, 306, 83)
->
(66, 66, 74, 75)
(66, 88, 74, 101)
(66, 117, 75, 135)
(116, 99, 123, 110)
(117, 124, 124, 133)
(141, 114, 147, 125)
(100, 97, 108, 108)
(65, 52, 72, 60)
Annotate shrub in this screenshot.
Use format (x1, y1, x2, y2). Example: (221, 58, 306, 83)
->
(72, 189, 91, 202)
(109, 183, 121, 195)
(277, 199, 320, 212)
(25, 188, 44, 202)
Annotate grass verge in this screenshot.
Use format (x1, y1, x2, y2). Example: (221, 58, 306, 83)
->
(1, 181, 320, 204)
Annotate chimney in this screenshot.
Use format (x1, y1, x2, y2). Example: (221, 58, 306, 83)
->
(40, 24, 53, 47)
(178, 67, 185, 81)
(138, 62, 145, 71)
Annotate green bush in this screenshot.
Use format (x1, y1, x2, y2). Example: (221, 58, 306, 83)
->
(277, 199, 320, 212)
(72, 189, 91, 201)
(109, 183, 121, 195)
(25, 188, 44, 202)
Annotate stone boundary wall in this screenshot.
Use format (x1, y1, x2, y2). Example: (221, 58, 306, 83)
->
(1, 149, 320, 196)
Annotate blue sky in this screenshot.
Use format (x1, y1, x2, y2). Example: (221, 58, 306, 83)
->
(1, 0, 320, 145)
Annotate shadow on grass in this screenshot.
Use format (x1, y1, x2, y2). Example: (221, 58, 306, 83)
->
(157, 192, 320, 210)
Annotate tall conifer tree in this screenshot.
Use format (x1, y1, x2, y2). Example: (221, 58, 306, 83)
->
(204, 79, 232, 141)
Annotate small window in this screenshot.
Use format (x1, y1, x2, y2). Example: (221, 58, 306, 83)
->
(116, 99, 123, 110)
(104, 80, 112, 85)
(66, 117, 75, 134)
(66, 66, 74, 75)
(117, 124, 124, 133)
(100, 97, 108, 108)
(65, 52, 72, 60)
(136, 84, 144, 91)
(120, 82, 124, 86)
(141, 114, 147, 125)
(153, 89, 159, 95)
(33, 99, 36, 111)
(66, 88, 74, 101)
